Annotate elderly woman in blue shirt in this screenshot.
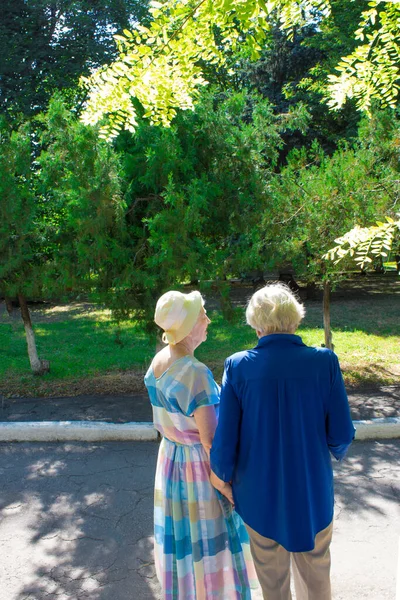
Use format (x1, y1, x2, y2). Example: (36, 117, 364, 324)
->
(210, 283, 355, 600)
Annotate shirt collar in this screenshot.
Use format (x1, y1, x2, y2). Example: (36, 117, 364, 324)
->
(255, 333, 305, 348)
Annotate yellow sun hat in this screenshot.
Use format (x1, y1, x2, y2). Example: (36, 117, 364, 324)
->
(154, 290, 203, 345)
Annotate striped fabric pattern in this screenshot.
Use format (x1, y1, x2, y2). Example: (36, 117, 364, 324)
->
(145, 356, 257, 599)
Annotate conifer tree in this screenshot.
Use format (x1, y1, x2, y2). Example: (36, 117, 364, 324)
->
(0, 99, 126, 374)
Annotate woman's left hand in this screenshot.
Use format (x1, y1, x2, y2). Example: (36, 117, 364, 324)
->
(210, 470, 234, 505)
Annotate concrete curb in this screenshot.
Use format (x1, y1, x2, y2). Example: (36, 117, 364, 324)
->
(0, 418, 398, 442)
(353, 417, 400, 440)
(0, 421, 159, 442)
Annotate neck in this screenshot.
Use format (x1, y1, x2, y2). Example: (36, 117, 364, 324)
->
(171, 338, 195, 356)
(257, 330, 296, 338)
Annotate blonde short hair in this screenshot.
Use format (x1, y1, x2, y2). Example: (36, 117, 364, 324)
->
(246, 283, 305, 334)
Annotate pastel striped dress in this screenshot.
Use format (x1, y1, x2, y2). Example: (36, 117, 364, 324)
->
(144, 355, 257, 599)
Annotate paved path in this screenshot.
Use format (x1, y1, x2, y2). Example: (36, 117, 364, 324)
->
(0, 395, 153, 424)
(1, 387, 399, 423)
(0, 440, 399, 600)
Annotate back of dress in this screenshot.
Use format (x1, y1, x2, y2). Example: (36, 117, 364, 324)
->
(144, 354, 258, 599)
(144, 355, 220, 445)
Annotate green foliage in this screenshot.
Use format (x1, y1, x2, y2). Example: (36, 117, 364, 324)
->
(81, 0, 330, 139)
(38, 97, 127, 295)
(81, 0, 400, 138)
(323, 110, 400, 268)
(298, 0, 366, 94)
(236, 2, 365, 151)
(111, 89, 309, 314)
(324, 217, 399, 268)
(327, 1, 400, 112)
(0, 98, 126, 301)
(259, 128, 395, 282)
(0, 119, 42, 297)
(0, 0, 149, 118)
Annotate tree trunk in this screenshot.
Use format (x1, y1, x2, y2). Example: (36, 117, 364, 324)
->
(18, 294, 50, 375)
(5, 297, 14, 316)
(323, 281, 334, 350)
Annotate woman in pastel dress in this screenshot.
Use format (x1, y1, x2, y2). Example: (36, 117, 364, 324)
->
(144, 290, 257, 599)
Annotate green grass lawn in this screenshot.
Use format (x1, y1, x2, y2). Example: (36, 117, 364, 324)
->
(0, 291, 399, 397)
(198, 296, 399, 386)
(0, 304, 157, 396)
(1, 311, 154, 379)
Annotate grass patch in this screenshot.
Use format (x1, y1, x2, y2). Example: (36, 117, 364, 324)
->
(197, 296, 399, 387)
(0, 314, 155, 380)
(0, 304, 156, 396)
(1, 291, 399, 396)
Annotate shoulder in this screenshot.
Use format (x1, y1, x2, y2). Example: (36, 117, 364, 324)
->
(188, 356, 212, 374)
(185, 356, 217, 385)
(301, 344, 330, 355)
(225, 348, 257, 370)
(150, 347, 171, 376)
(306, 346, 339, 363)
(185, 357, 219, 403)
(300, 345, 341, 376)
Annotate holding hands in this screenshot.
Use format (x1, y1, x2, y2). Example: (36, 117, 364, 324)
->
(210, 470, 234, 505)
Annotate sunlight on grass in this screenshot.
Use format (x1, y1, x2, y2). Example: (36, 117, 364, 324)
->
(197, 304, 399, 387)
(0, 314, 156, 383)
(1, 291, 399, 395)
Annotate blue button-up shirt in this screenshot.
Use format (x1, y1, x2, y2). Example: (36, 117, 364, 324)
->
(210, 334, 355, 552)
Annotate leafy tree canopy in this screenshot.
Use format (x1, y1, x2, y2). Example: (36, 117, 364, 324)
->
(234, 1, 365, 153)
(323, 109, 400, 269)
(259, 136, 394, 284)
(324, 217, 399, 269)
(0, 97, 126, 301)
(81, 0, 331, 139)
(327, 1, 400, 113)
(81, 0, 400, 139)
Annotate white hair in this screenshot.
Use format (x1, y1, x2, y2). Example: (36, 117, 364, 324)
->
(246, 283, 305, 334)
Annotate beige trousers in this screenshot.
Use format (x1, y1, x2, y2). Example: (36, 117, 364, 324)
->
(245, 522, 333, 600)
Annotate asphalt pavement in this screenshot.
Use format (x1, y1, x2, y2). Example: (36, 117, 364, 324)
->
(0, 440, 399, 600)
(1, 387, 400, 422)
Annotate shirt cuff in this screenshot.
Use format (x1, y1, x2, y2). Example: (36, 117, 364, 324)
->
(328, 441, 353, 461)
(210, 451, 233, 483)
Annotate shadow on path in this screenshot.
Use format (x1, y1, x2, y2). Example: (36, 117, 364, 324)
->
(0, 440, 399, 600)
(333, 439, 400, 518)
(0, 442, 160, 600)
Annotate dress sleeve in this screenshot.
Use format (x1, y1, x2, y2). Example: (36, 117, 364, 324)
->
(326, 352, 356, 460)
(181, 362, 220, 417)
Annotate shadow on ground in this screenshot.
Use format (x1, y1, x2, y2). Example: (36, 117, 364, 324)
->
(0, 440, 399, 600)
(0, 442, 161, 600)
(333, 440, 400, 518)
(348, 385, 400, 419)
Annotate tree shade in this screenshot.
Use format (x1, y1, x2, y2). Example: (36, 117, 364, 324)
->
(0, 0, 149, 118)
